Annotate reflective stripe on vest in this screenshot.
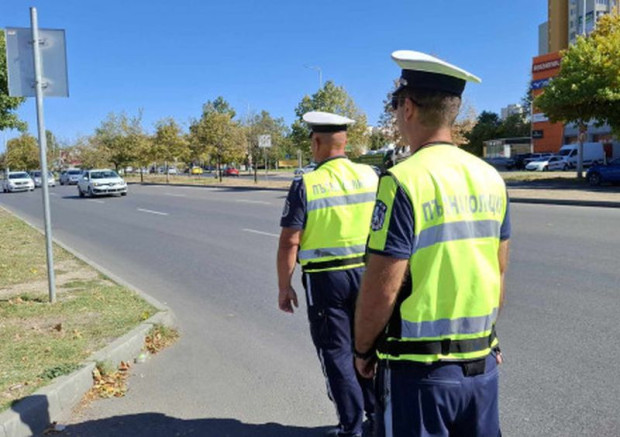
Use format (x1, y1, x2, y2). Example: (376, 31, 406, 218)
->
(379, 145, 506, 363)
(300, 158, 378, 273)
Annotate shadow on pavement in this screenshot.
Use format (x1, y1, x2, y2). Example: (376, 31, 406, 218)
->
(57, 414, 332, 437)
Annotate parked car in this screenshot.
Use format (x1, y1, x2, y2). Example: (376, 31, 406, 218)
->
(223, 167, 239, 177)
(586, 158, 620, 186)
(558, 143, 606, 168)
(167, 167, 178, 175)
(294, 163, 317, 176)
(29, 170, 56, 188)
(60, 169, 83, 185)
(525, 155, 570, 172)
(190, 167, 203, 175)
(77, 169, 127, 197)
(2, 171, 35, 192)
(522, 153, 554, 167)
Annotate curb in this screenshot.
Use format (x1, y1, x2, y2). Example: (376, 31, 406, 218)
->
(0, 206, 177, 437)
(127, 181, 289, 192)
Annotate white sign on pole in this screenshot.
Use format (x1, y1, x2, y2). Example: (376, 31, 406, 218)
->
(5, 27, 69, 97)
(258, 135, 272, 148)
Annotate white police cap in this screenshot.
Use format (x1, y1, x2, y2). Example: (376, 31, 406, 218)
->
(391, 50, 481, 97)
(303, 111, 355, 133)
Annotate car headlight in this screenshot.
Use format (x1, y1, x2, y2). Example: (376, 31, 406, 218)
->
(93, 182, 100, 187)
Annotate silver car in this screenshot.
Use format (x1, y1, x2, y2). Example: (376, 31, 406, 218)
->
(77, 169, 127, 197)
(60, 169, 83, 185)
(29, 170, 57, 188)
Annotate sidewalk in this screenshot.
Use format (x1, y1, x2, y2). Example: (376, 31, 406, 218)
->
(506, 178, 620, 208)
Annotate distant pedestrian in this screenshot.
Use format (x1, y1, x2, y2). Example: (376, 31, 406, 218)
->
(354, 51, 511, 437)
(277, 111, 379, 437)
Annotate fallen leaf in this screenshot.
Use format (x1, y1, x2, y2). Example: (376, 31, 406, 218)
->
(53, 323, 62, 332)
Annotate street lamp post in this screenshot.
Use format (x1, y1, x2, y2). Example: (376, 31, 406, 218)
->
(304, 65, 323, 89)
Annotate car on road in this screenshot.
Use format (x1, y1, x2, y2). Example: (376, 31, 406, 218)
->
(525, 155, 570, 172)
(586, 158, 620, 186)
(29, 170, 56, 188)
(294, 163, 317, 176)
(77, 169, 128, 197)
(2, 172, 35, 193)
(223, 167, 239, 177)
(190, 166, 203, 175)
(60, 169, 83, 185)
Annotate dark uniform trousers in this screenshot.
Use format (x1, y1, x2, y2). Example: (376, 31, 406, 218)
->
(374, 353, 501, 437)
(302, 267, 376, 437)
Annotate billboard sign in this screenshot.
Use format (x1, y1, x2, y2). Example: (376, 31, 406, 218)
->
(531, 78, 551, 90)
(532, 113, 549, 124)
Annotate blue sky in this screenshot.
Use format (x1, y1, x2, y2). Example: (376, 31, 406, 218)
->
(2, 0, 546, 149)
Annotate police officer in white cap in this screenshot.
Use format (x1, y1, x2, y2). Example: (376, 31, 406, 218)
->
(277, 111, 379, 437)
(354, 51, 511, 437)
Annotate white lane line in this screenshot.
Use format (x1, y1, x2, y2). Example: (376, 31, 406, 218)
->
(137, 208, 169, 216)
(163, 193, 187, 198)
(86, 199, 105, 204)
(242, 228, 279, 238)
(235, 199, 272, 205)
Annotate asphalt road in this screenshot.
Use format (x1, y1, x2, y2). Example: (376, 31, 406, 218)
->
(1, 185, 618, 437)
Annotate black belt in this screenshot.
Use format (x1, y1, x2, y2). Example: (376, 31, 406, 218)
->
(302, 256, 365, 272)
(378, 329, 496, 357)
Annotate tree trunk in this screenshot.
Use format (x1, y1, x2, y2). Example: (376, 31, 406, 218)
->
(217, 154, 222, 183)
(577, 123, 586, 179)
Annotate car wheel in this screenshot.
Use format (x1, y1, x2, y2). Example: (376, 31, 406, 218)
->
(543, 166, 548, 172)
(562, 164, 568, 171)
(588, 172, 602, 186)
(121, 192, 127, 196)
(78, 188, 85, 198)
(88, 187, 94, 197)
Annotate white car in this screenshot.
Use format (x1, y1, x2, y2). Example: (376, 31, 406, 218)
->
(29, 170, 56, 188)
(525, 155, 570, 172)
(60, 169, 83, 185)
(77, 169, 128, 197)
(294, 163, 317, 176)
(3, 171, 35, 192)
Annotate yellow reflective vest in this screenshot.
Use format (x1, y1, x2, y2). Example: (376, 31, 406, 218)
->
(377, 145, 507, 363)
(299, 157, 379, 273)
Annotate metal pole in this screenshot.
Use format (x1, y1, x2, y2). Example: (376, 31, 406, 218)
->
(31, 7, 56, 303)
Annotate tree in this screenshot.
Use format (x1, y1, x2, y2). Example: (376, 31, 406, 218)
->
(462, 111, 502, 157)
(93, 111, 145, 171)
(244, 110, 289, 182)
(0, 29, 27, 132)
(5, 133, 39, 170)
(153, 118, 189, 183)
(74, 136, 109, 169)
(535, 14, 620, 177)
(499, 113, 530, 138)
(189, 97, 246, 182)
(290, 81, 368, 159)
(452, 100, 478, 147)
(376, 80, 403, 148)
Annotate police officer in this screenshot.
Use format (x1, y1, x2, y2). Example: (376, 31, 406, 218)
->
(354, 51, 511, 437)
(277, 111, 378, 437)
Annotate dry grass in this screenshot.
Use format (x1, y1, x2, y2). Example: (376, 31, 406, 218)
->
(0, 210, 156, 412)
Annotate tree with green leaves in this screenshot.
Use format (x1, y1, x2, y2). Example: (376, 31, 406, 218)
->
(462, 111, 502, 157)
(5, 133, 39, 170)
(535, 14, 620, 177)
(93, 111, 146, 171)
(190, 97, 246, 182)
(499, 113, 530, 138)
(290, 81, 368, 159)
(243, 110, 289, 182)
(1, 30, 27, 133)
(74, 136, 109, 169)
(153, 118, 189, 183)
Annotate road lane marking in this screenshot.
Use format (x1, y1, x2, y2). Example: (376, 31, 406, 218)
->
(236, 199, 272, 205)
(86, 199, 105, 204)
(163, 193, 187, 198)
(137, 208, 169, 216)
(242, 228, 279, 238)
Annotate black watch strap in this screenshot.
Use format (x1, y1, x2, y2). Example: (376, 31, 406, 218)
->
(353, 347, 375, 360)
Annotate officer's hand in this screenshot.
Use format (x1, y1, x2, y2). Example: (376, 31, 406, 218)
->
(278, 286, 299, 314)
(355, 356, 377, 379)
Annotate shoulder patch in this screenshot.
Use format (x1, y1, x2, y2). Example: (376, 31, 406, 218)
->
(371, 200, 388, 231)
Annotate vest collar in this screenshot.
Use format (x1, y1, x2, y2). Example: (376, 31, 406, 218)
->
(315, 155, 348, 170)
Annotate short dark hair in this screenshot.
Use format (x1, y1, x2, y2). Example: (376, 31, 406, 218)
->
(398, 88, 461, 129)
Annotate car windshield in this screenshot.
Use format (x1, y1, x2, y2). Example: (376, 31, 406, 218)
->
(32, 171, 41, 177)
(558, 149, 571, 156)
(90, 171, 118, 179)
(9, 172, 29, 179)
(68, 170, 82, 175)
